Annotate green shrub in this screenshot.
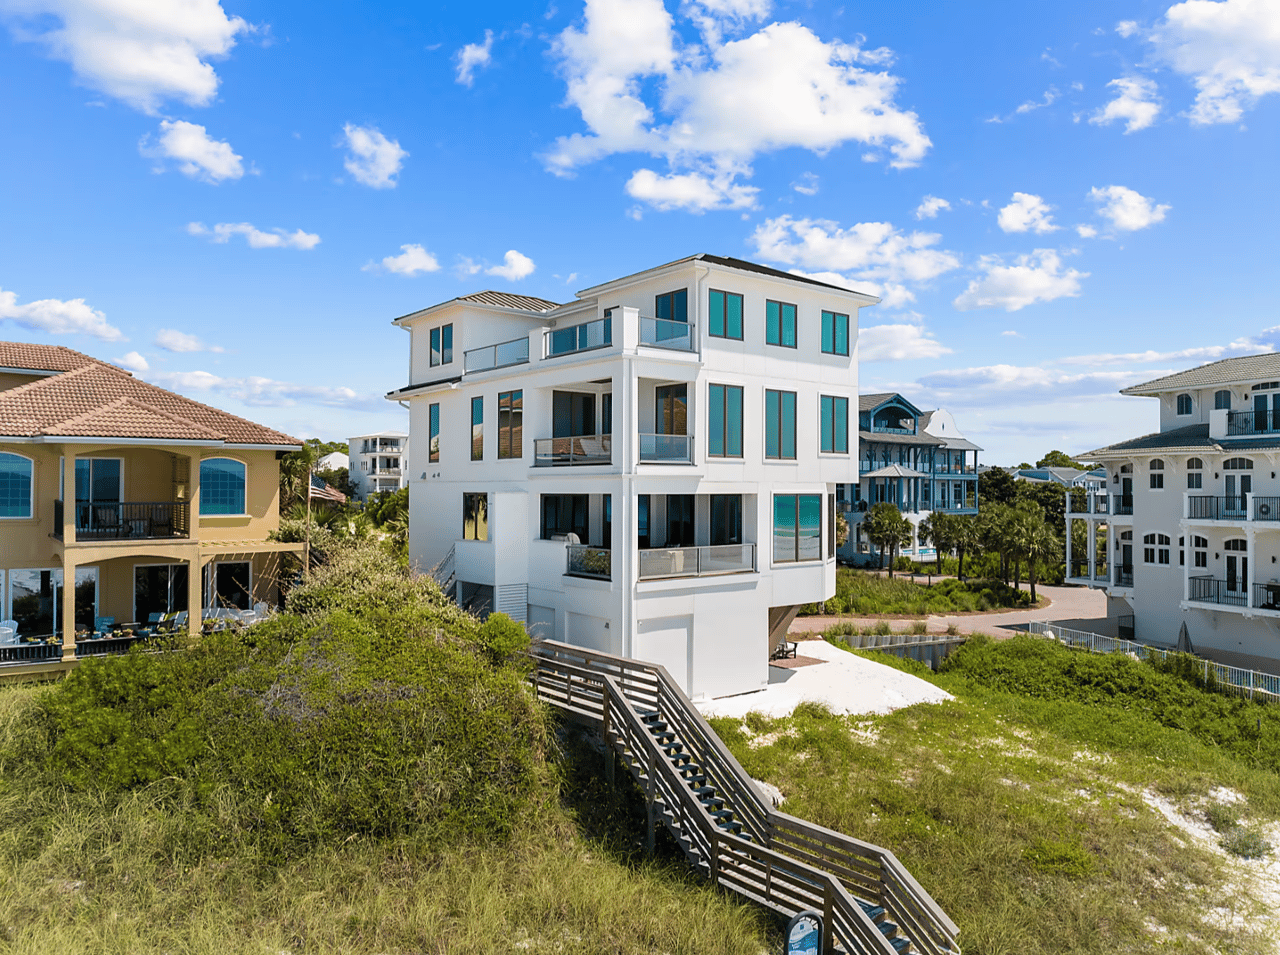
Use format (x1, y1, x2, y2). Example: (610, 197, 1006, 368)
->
(909, 620, 927, 635)
(480, 612, 531, 665)
(1221, 826, 1271, 859)
(1204, 802, 1239, 832)
(873, 620, 891, 636)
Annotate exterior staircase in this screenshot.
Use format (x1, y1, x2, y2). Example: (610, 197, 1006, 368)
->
(429, 544, 456, 601)
(531, 640, 961, 955)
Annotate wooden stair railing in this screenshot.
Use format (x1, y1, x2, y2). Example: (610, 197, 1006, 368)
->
(530, 640, 961, 955)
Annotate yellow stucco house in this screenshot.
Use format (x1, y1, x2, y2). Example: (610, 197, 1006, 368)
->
(0, 341, 304, 677)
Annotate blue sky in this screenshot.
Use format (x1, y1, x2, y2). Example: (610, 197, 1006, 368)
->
(3, 0, 1280, 464)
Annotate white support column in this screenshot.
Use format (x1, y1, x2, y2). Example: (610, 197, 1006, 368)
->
(1088, 518, 1097, 581)
(1065, 516, 1073, 578)
(1247, 526, 1257, 610)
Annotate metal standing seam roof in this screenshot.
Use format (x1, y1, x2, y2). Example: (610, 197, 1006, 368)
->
(1122, 353, 1280, 395)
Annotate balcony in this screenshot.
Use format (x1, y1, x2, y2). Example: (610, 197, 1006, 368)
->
(639, 433, 694, 464)
(1069, 559, 1112, 583)
(639, 316, 696, 351)
(534, 435, 612, 467)
(1114, 564, 1134, 587)
(638, 544, 756, 580)
(1227, 409, 1280, 436)
(870, 424, 915, 435)
(375, 467, 402, 476)
(1188, 575, 1249, 607)
(546, 317, 611, 358)
(1187, 495, 1249, 522)
(1112, 494, 1133, 516)
(1254, 582, 1280, 611)
(54, 500, 190, 541)
(464, 335, 530, 372)
(566, 545, 611, 580)
(1067, 494, 1109, 516)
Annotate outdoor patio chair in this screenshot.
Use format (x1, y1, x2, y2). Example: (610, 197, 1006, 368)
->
(93, 616, 115, 638)
(0, 620, 18, 645)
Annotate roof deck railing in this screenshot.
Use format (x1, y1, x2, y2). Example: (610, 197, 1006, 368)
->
(464, 335, 531, 372)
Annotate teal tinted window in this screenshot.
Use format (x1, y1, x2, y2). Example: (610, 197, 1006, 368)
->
(766, 300, 796, 348)
(766, 389, 796, 459)
(821, 395, 849, 453)
(773, 493, 822, 562)
(0, 452, 32, 518)
(708, 384, 743, 457)
(471, 396, 483, 461)
(709, 289, 743, 339)
(822, 311, 849, 356)
(655, 289, 688, 323)
(200, 458, 246, 515)
(430, 403, 440, 462)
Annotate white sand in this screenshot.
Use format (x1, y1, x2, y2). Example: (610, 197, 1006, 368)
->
(696, 640, 953, 720)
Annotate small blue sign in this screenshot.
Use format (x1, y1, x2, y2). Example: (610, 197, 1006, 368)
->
(785, 910, 823, 955)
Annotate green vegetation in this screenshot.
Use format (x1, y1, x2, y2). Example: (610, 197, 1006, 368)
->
(801, 568, 1035, 616)
(0, 542, 771, 954)
(709, 635, 1280, 954)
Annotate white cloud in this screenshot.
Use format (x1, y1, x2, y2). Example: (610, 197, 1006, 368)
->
(917, 364, 1143, 405)
(1058, 331, 1277, 365)
(186, 221, 320, 249)
(1076, 224, 1098, 238)
(0, 285, 124, 341)
(0, 0, 249, 114)
(1001, 330, 1021, 337)
(154, 328, 224, 353)
(997, 192, 1058, 234)
(751, 215, 961, 290)
(455, 29, 494, 86)
(1015, 86, 1058, 114)
(1089, 184, 1170, 231)
(340, 123, 407, 189)
(1149, 0, 1280, 124)
(485, 250, 536, 281)
(953, 249, 1087, 312)
(546, 1, 930, 205)
(1117, 20, 1140, 38)
(365, 243, 441, 276)
(148, 369, 382, 411)
(792, 171, 819, 195)
(787, 270, 912, 307)
(914, 195, 950, 220)
(115, 350, 148, 371)
(1090, 75, 1161, 132)
(140, 119, 244, 182)
(860, 323, 951, 362)
(624, 167, 757, 211)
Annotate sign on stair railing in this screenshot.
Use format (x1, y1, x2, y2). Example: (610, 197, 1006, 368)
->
(786, 911, 823, 955)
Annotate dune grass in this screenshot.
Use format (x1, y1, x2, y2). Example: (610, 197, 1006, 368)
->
(801, 569, 1035, 617)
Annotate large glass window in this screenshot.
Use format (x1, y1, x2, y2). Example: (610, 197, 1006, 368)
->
(774, 494, 822, 562)
(708, 384, 744, 457)
(710, 494, 742, 545)
(429, 403, 440, 463)
(498, 390, 523, 459)
(9, 567, 97, 635)
(463, 492, 488, 540)
(655, 384, 687, 435)
(541, 494, 588, 540)
(820, 395, 849, 453)
(765, 389, 797, 459)
(430, 324, 453, 367)
(471, 396, 484, 461)
(199, 458, 246, 515)
(0, 452, 33, 518)
(821, 310, 849, 356)
(667, 494, 695, 548)
(134, 564, 189, 622)
(708, 289, 743, 340)
(766, 300, 797, 348)
(655, 289, 688, 324)
(211, 561, 251, 610)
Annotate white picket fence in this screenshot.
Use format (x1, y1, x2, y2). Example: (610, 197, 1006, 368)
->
(1029, 619, 1280, 704)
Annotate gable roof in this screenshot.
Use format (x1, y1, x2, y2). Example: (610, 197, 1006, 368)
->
(1084, 423, 1218, 457)
(0, 342, 299, 446)
(575, 253, 880, 300)
(458, 290, 561, 311)
(1122, 353, 1280, 395)
(0, 341, 105, 374)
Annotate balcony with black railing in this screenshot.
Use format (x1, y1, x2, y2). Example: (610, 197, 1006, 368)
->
(1187, 495, 1249, 522)
(1111, 494, 1133, 516)
(1188, 575, 1249, 607)
(1227, 409, 1280, 436)
(1254, 582, 1280, 612)
(54, 500, 190, 541)
(1113, 564, 1134, 587)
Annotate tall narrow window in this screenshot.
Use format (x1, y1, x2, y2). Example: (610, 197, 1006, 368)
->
(1215, 389, 1232, 410)
(828, 493, 836, 558)
(1150, 458, 1164, 489)
(655, 385, 687, 435)
(655, 289, 688, 324)
(1176, 393, 1192, 415)
(1187, 457, 1203, 489)
(708, 383, 744, 457)
(1193, 535, 1208, 568)
(430, 325, 453, 367)
(0, 452, 34, 518)
(821, 310, 849, 356)
(710, 494, 742, 545)
(463, 493, 488, 540)
(638, 494, 650, 549)
(766, 300, 797, 348)
(708, 289, 744, 340)
(498, 390, 523, 459)
(765, 390, 797, 459)
(429, 403, 440, 463)
(471, 396, 484, 461)
(200, 458, 246, 515)
(820, 395, 849, 453)
(666, 494, 695, 547)
(774, 493, 822, 562)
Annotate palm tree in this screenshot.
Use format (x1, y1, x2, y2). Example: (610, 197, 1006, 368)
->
(1012, 510, 1061, 603)
(864, 502, 912, 577)
(952, 515, 979, 581)
(920, 512, 954, 573)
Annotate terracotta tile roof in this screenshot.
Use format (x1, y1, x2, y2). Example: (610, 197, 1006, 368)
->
(0, 342, 300, 446)
(0, 341, 107, 374)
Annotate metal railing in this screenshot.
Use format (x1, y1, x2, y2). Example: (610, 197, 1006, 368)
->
(375, 467, 402, 475)
(1067, 494, 1108, 515)
(870, 424, 915, 435)
(1187, 495, 1249, 521)
(1227, 409, 1280, 436)
(639, 433, 694, 464)
(533, 435, 612, 467)
(1114, 564, 1133, 587)
(639, 316, 696, 351)
(464, 335, 530, 372)
(529, 641, 961, 955)
(566, 545, 611, 580)
(546, 317, 612, 358)
(638, 543, 756, 580)
(1030, 620, 1280, 704)
(1254, 582, 1280, 611)
(1188, 575, 1249, 607)
(1111, 494, 1133, 515)
(1094, 562, 1110, 582)
(54, 500, 190, 541)
(1256, 497, 1280, 521)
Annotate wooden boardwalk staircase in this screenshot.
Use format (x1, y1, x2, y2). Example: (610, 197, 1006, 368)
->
(530, 641, 961, 955)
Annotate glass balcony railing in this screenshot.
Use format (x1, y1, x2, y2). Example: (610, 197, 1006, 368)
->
(639, 433, 693, 464)
(546, 317, 611, 358)
(534, 435, 612, 467)
(464, 336, 530, 372)
(639, 317, 696, 351)
(566, 545, 611, 580)
(638, 544, 756, 580)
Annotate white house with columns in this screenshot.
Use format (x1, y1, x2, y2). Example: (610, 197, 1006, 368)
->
(390, 255, 875, 699)
(1066, 353, 1280, 669)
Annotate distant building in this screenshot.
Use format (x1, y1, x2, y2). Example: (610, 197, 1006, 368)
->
(842, 393, 981, 564)
(348, 431, 408, 500)
(315, 450, 347, 473)
(1015, 466, 1105, 488)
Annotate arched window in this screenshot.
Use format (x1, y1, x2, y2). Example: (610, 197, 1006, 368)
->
(1225, 539, 1247, 552)
(1193, 535, 1208, 568)
(0, 452, 33, 518)
(1143, 533, 1171, 564)
(1223, 458, 1254, 470)
(1177, 393, 1193, 415)
(1187, 458, 1203, 469)
(1215, 390, 1232, 410)
(1150, 459, 1165, 489)
(200, 458, 246, 515)
(1187, 457, 1203, 489)
(1120, 464, 1133, 473)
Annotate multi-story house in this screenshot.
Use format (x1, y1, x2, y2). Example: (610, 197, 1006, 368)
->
(390, 257, 875, 699)
(348, 430, 409, 500)
(842, 393, 980, 564)
(0, 342, 302, 670)
(1067, 354, 1280, 667)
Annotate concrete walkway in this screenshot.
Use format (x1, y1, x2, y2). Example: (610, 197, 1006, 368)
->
(788, 582, 1109, 640)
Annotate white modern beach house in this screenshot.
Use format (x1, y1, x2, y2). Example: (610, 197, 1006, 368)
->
(1067, 353, 1280, 669)
(390, 255, 875, 699)
(347, 431, 408, 501)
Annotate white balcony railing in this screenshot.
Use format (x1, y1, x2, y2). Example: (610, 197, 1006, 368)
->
(638, 544, 756, 580)
(639, 433, 693, 464)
